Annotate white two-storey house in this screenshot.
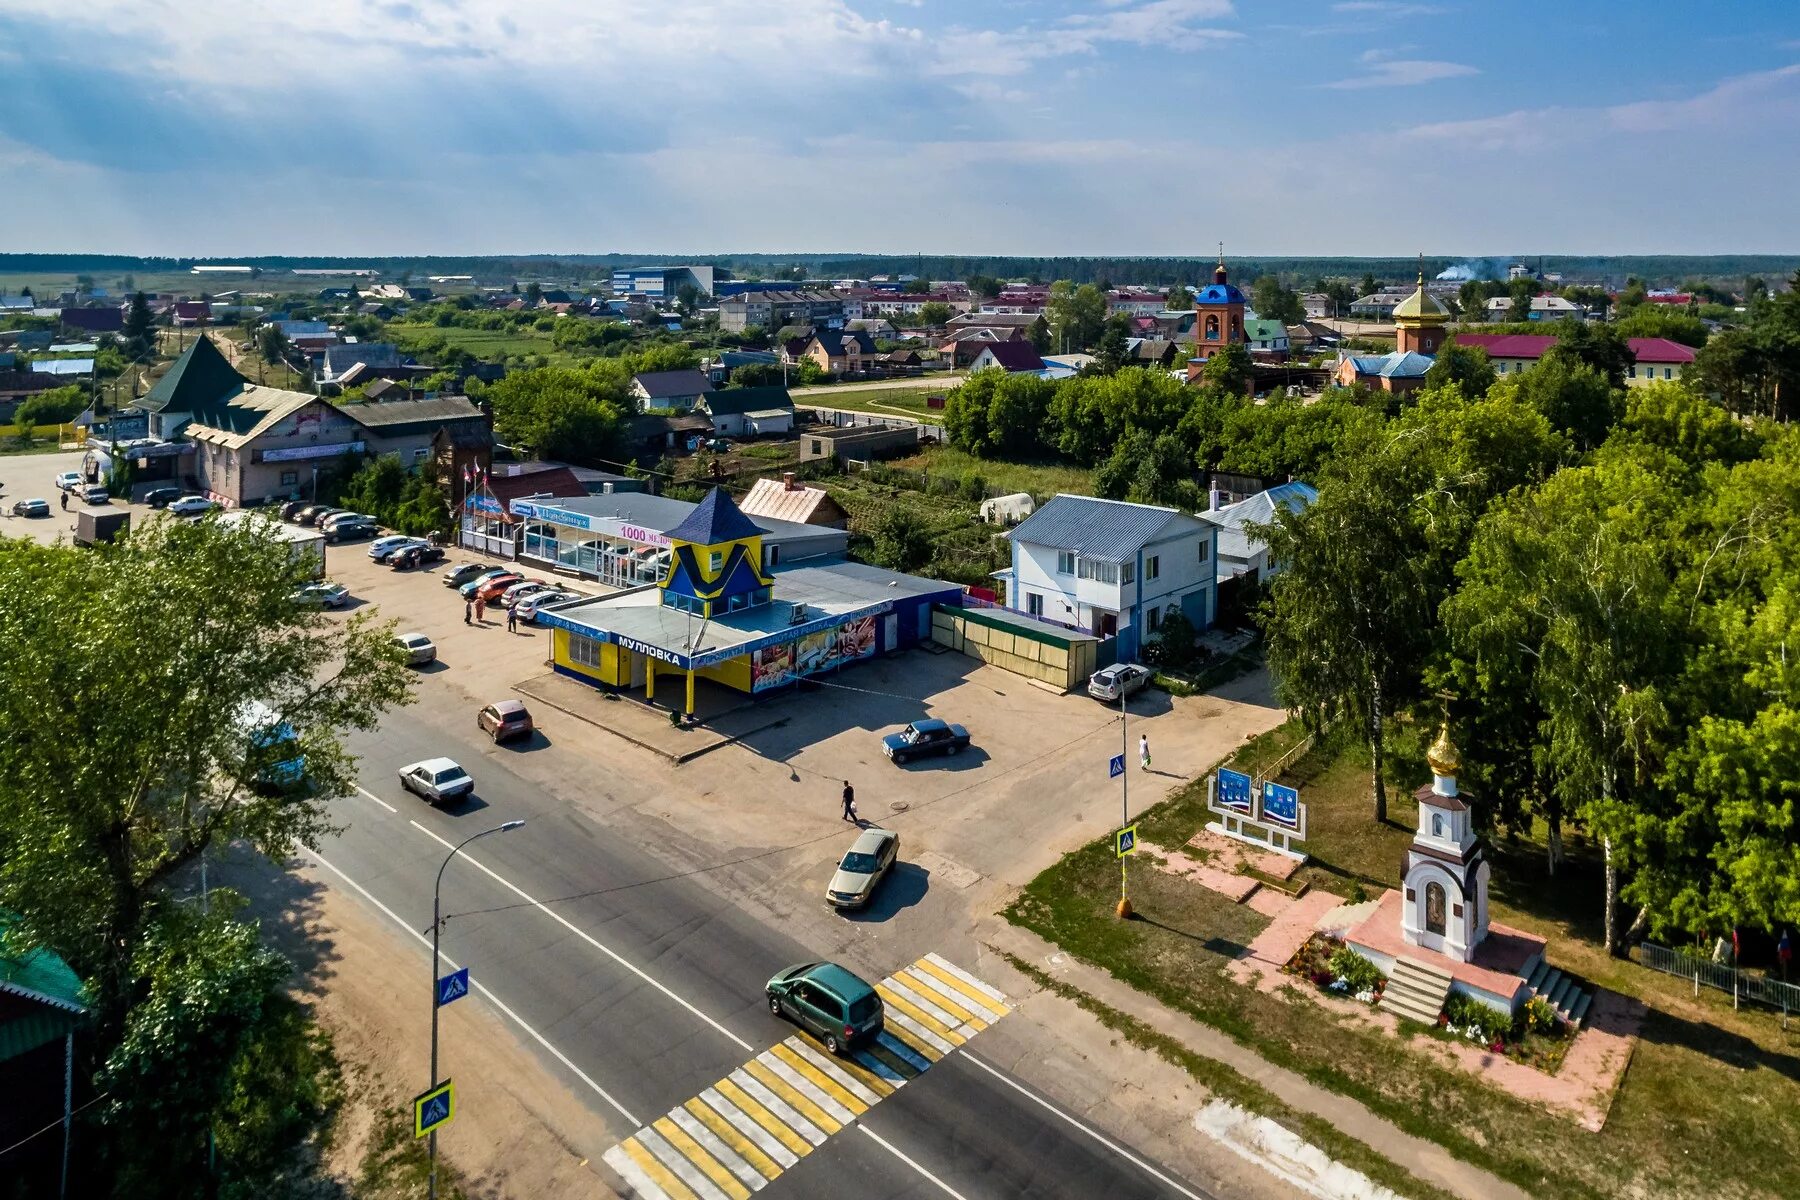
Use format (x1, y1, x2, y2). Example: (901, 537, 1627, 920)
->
(1001, 494, 1218, 660)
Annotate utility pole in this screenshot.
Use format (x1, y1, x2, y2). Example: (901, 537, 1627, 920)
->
(1118, 685, 1132, 919)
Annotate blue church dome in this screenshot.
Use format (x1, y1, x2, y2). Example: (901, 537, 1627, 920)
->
(1195, 282, 1246, 305)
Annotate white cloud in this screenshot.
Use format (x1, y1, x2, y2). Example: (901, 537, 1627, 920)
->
(1331, 2, 1447, 15)
(1402, 62, 1800, 149)
(1324, 49, 1478, 89)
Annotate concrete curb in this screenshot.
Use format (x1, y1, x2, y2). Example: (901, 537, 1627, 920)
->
(512, 675, 788, 765)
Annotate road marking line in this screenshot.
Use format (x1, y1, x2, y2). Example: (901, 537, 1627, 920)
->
(405, 818, 754, 1053)
(876, 984, 966, 1047)
(878, 1008, 956, 1060)
(742, 1058, 843, 1135)
(856, 1125, 974, 1200)
(923, 952, 1012, 1007)
(301, 847, 639, 1125)
(354, 785, 397, 813)
(606, 1141, 698, 1200)
(636, 1126, 730, 1200)
(786, 1036, 890, 1102)
(796, 1038, 895, 1097)
(752, 1053, 855, 1127)
(770, 1042, 869, 1114)
(898, 967, 985, 1026)
(702, 1085, 800, 1169)
(911, 958, 1012, 1019)
(670, 1104, 766, 1193)
(885, 976, 979, 1032)
(727, 1069, 825, 1148)
(653, 1115, 751, 1200)
(685, 1096, 782, 1182)
(961, 1051, 1213, 1200)
(875, 1030, 936, 1072)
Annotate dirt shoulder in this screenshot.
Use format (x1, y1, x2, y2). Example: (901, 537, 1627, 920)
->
(215, 847, 621, 1200)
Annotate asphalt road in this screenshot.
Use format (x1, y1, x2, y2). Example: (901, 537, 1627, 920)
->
(318, 707, 1213, 1200)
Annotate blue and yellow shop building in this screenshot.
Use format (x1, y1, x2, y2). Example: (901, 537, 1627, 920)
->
(538, 488, 963, 713)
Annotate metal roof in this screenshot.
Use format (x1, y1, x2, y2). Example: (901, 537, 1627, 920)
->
(0, 912, 86, 1016)
(1208, 482, 1318, 562)
(1008, 494, 1212, 563)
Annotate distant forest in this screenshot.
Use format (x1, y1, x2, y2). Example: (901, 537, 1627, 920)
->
(4, 251, 1795, 288)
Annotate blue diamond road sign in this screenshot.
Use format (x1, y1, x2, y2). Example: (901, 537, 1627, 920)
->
(1109, 754, 1125, 779)
(436, 967, 470, 1008)
(1115, 824, 1138, 857)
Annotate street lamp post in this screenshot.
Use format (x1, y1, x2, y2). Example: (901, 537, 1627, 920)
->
(1117, 685, 1132, 919)
(428, 819, 524, 1200)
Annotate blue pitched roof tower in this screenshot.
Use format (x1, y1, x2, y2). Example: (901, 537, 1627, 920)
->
(661, 487, 774, 617)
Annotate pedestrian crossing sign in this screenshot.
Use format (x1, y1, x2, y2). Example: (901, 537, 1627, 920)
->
(413, 1080, 455, 1138)
(1115, 824, 1138, 857)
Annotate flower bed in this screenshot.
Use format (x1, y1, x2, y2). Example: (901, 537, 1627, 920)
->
(1438, 993, 1572, 1074)
(1283, 934, 1385, 1005)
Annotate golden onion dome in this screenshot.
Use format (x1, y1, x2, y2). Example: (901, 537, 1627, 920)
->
(1392, 270, 1450, 325)
(1427, 722, 1461, 776)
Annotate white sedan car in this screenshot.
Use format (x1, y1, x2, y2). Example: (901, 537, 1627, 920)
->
(168, 494, 218, 517)
(398, 757, 474, 805)
(394, 631, 437, 665)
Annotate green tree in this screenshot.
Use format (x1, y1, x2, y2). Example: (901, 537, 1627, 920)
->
(729, 362, 784, 388)
(1444, 452, 1688, 954)
(122, 290, 154, 359)
(1093, 314, 1131, 375)
(1501, 351, 1618, 452)
(966, 275, 1004, 299)
(0, 518, 413, 1039)
(1250, 276, 1304, 324)
(1046, 281, 1106, 352)
(1201, 342, 1254, 395)
(916, 301, 953, 328)
(1508, 277, 1538, 323)
(14, 384, 86, 427)
(256, 322, 288, 364)
(869, 505, 933, 571)
(1027, 314, 1051, 353)
(473, 365, 627, 464)
(903, 278, 933, 295)
(524, 281, 543, 306)
(1166, 283, 1193, 310)
(675, 282, 702, 315)
(1423, 342, 1496, 397)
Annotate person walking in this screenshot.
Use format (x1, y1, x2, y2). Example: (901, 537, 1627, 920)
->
(474, 596, 486, 623)
(59, 490, 68, 511)
(506, 605, 518, 634)
(464, 598, 473, 625)
(841, 780, 858, 823)
(1139, 733, 1151, 771)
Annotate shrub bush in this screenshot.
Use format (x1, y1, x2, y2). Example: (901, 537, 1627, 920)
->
(1326, 945, 1384, 995)
(1522, 994, 1559, 1035)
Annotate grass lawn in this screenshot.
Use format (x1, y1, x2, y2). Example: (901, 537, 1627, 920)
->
(795, 384, 950, 418)
(1007, 720, 1800, 1200)
(885, 444, 1096, 501)
(383, 322, 579, 366)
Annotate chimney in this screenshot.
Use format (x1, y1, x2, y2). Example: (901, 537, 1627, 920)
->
(783, 471, 797, 491)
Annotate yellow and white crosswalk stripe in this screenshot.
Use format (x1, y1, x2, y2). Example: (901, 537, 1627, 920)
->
(603, 953, 1013, 1199)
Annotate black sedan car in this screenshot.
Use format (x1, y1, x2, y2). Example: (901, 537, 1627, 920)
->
(391, 544, 447, 570)
(881, 718, 971, 764)
(142, 487, 183, 509)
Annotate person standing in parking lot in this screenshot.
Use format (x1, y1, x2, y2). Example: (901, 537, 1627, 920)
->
(474, 596, 486, 623)
(506, 605, 518, 633)
(1139, 733, 1151, 771)
(464, 598, 473, 625)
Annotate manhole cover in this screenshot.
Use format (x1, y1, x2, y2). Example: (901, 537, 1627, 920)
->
(889, 801, 911, 813)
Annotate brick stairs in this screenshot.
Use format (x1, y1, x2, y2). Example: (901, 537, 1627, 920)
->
(1380, 956, 1453, 1026)
(1520, 951, 1596, 1027)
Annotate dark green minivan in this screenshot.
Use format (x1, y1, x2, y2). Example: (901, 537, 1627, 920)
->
(766, 962, 884, 1055)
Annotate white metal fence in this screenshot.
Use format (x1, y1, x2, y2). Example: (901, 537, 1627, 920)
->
(1639, 942, 1800, 1011)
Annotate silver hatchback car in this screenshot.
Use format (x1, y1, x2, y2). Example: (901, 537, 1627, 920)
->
(1088, 662, 1153, 702)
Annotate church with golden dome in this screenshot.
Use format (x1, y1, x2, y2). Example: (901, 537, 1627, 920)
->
(1331, 264, 1451, 395)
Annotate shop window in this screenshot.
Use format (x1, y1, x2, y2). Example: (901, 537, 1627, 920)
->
(568, 634, 601, 668)
(279, 470, 298, 487)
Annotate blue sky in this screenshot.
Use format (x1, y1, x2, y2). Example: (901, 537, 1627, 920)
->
(1, 1, 1796, 257)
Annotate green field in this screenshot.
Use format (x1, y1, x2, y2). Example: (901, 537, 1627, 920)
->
(886, 444, 1095, 500)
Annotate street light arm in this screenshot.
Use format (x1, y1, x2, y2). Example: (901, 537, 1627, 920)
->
(433, 820, 526, 905)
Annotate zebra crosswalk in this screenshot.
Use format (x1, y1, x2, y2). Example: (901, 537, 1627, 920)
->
(603, 952, 1011, 1200)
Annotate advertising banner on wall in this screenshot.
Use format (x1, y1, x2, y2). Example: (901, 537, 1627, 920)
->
(750, 614, 878, 692)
